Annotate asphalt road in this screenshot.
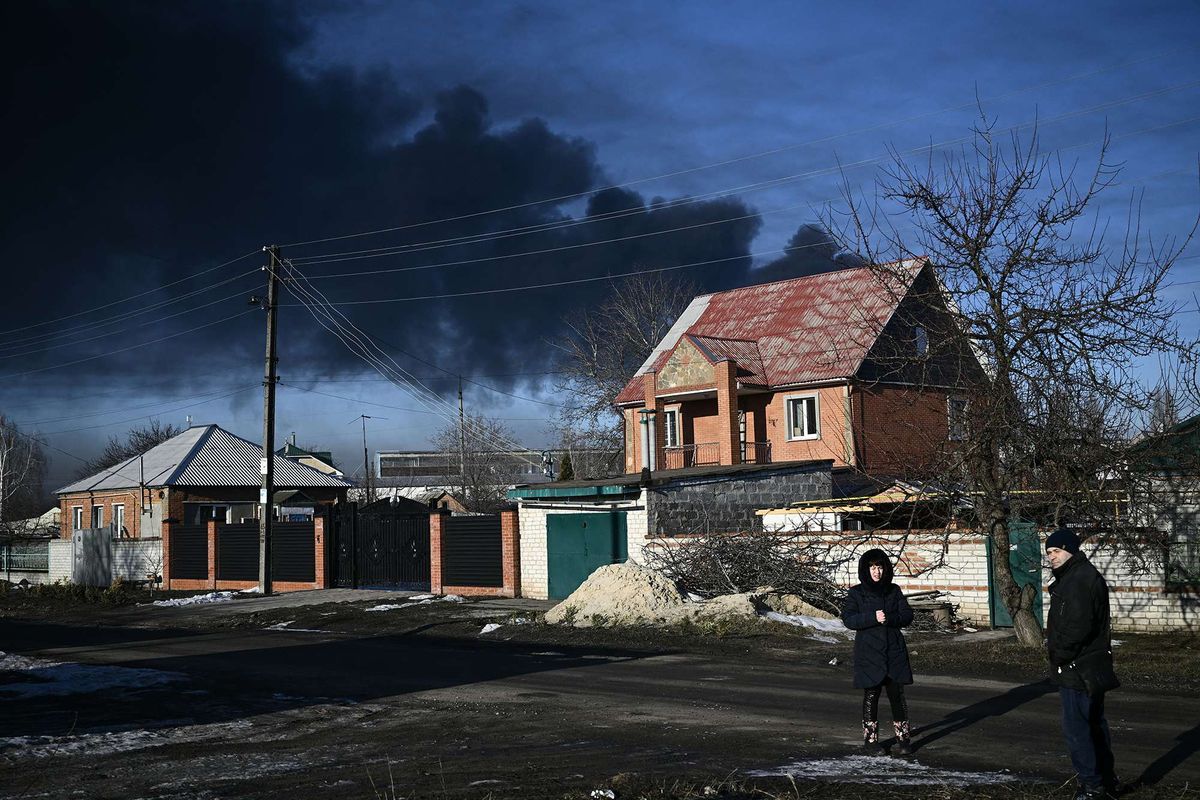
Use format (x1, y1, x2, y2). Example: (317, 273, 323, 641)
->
(2, 618, 1198, 799)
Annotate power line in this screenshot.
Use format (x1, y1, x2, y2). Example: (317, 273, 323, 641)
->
(0, 250, 260, 337)
(0, 308, 258, 380)
(279, 48, 1195, 250)
(278, 381, 549, 420)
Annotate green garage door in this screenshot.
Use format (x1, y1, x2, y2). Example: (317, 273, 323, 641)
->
(547, 512, 628, 600)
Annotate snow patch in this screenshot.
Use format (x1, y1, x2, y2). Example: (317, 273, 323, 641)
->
(0, 652, 187, 699)
(762, 611, 852, 642)
(152, 591, 238, 607)
(365, 594, 467, 612)
(748, 755, 1017, 786)
(479, 623, 502, 635)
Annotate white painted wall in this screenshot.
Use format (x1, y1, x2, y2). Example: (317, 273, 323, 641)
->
(517, 494, 648, 600)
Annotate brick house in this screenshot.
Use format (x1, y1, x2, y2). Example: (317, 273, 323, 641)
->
(57, 424, 351, 540)
(615, 258, 984, 479)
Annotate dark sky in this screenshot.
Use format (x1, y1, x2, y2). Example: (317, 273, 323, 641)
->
(3, 1, 1198, 488)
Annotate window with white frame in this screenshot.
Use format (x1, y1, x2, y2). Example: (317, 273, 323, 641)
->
(113, 504, 125, 535)
(72, 506, 83, 531)
(786, 394, 820, 440)
(91, 505, 104, 528)
(663, 408, 680, 448)
(948, 396, 969, 441)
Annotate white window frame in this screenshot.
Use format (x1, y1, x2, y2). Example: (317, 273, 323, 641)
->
(785, 393, 820, 441)
(663, 408, 680, 448)
(113, 503, 125, 534)
(72, 506, 83, 531)
(91, 505, 104, 529)
(948, 396, 969, 441)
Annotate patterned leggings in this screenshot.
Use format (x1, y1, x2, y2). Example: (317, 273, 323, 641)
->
(862, 678, 909, 743)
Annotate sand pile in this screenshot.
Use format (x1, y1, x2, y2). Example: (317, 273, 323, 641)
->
(545, 563, 839, 629)
(544, 563, 687, 626)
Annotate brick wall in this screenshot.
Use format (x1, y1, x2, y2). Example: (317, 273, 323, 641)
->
(763, 520, 1199, 633)
(853, 385, 954, 475)
(761, 386, 853, 466)
(60, 489, 145, 539)
(48, 540, 72, 582)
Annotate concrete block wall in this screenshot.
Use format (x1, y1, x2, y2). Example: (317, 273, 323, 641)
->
(112, 539, 164, 583)
(48, 540, 72, 583)
(648, 464, 830, 536)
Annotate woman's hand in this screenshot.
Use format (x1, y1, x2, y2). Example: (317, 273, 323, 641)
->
(875, 610, 886, 624)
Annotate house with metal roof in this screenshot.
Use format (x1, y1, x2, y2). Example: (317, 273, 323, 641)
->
(57, 424, 352, 541)
(614, 258, 984, 479)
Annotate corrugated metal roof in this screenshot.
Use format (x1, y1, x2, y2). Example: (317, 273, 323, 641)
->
(616, 259, 925, 404)
(57, 425, 352, 495)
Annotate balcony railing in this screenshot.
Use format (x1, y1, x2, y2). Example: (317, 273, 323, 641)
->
(741, 441, 772, 464)
(661, 441, 772, 470)
(663, 442, 721, 470)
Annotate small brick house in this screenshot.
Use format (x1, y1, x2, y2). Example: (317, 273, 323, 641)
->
(615, 258, 984, 480)
(57, 424, 351, 540)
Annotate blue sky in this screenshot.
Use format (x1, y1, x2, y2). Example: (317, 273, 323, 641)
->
(2, 1, 1197, 488)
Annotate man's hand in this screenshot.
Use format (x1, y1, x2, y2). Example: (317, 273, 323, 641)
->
(876, 610, 886, 624)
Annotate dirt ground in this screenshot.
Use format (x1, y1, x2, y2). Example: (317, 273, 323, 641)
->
(2, 587, 1199, 800)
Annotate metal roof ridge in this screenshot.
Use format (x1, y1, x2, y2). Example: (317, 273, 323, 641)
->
(161, 424, 218, 486)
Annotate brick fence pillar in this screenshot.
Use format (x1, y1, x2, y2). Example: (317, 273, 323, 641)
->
(313, 516, 328, 588)
(429, 510, 447, 594)
(161, 520, 172, 590)
(500, 507, 520, 598)
(207, 520, 218, 590)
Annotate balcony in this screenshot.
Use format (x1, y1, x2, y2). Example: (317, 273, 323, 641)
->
(662, 441, 771, 470)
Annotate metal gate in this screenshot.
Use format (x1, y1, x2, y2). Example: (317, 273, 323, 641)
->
(72, 526, 114, 587)
(986, 520, 1044, 628)
(443, 515, 502, 587)
(332, 503, 431, 589)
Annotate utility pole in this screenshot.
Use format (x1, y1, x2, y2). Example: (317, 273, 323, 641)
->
(351, 414, 386, 503)
(258, 245, 281, 596)
(458, 376, 467, 503)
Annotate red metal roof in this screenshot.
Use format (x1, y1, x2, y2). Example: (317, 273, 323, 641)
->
(616, 259, 926, 404)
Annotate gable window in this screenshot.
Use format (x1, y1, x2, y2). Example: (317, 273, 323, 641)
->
(914, 325, 929, 357)
(72, 507, 83, 531)
(948, 396, 969, 441)
(786, 394, 820, 440)
(663, 409, 680, 448)
(91, 505, 104, 528)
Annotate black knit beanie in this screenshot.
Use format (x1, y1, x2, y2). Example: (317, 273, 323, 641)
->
(1045, 528, 1080, 554)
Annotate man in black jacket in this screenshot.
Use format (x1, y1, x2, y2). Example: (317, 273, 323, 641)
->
(1046, 528, 1119, 799)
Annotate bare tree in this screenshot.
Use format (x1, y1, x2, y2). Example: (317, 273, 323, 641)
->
(79, 419, 182, 478)
(0, 416, 48, 537)
(826, 115, 1198, 646)
(550, 273, 697, 473)
(431, 414, 524, 513)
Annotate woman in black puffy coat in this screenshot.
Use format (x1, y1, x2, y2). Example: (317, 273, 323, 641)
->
(841, 548, 915, 754)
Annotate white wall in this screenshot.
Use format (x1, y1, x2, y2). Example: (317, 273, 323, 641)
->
(49, 540, 72, 583)
(518, 494, 648, 600)
(760, 512, 1198, 633)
